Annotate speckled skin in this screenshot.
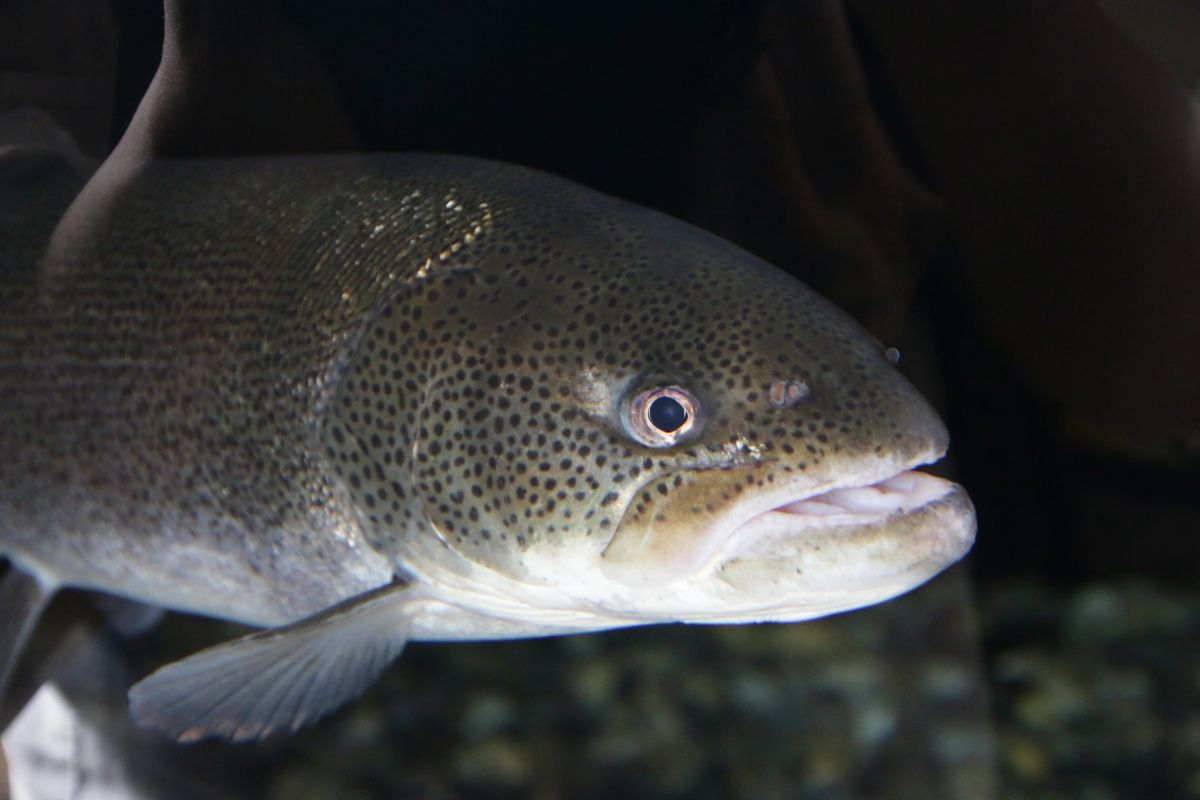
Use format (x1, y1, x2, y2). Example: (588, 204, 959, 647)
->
(0, 153, 959, 632)
(1, 155, 501, 625)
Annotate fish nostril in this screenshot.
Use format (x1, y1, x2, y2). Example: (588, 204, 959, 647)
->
(769, 381, 810, 409)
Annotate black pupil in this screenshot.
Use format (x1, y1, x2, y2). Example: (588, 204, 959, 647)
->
(648, 396, 688, 433)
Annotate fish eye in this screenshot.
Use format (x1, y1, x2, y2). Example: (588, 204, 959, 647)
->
(627, 386, 699, 447)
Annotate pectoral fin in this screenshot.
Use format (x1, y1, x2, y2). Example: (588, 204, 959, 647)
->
(128, 579, 413, 742)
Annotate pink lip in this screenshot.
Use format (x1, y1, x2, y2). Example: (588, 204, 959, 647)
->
(771, 470, 955, 527)
(712, 470, 960, 563)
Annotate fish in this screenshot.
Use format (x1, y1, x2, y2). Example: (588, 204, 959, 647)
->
(0, 150, 974, 742)
(0, 0, 975, 744)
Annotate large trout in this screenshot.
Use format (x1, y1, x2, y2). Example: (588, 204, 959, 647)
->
(0, 151, 973, 741)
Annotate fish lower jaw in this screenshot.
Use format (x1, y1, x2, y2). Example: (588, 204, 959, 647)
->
(600, 466, 974, 621)
(688, 467, 974, 588)
(597, 445, 954, 591)
(686, 482, 977, 624)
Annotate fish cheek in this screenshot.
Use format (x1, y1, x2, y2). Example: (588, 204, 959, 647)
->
(600, 468, 752, 587)
(408, 347, 631, 583)
(413, 404, 633, 584)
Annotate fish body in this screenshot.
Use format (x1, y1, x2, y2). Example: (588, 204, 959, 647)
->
(0, 153, 974, 739)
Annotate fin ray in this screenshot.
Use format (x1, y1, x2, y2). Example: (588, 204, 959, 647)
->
(128, 580, 412, 742)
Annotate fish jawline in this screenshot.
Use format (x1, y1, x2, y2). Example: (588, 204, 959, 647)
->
(395, 457, 973, 637)
(675, 474, 975, 624)
(681, 465, 969, 618)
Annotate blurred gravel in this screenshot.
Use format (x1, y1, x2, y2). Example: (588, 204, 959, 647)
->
(17, 562, 1200, 798)
(984, 579, 1200, 800)
(243, 564, 994, 800)
(128, 567, 1200, 800)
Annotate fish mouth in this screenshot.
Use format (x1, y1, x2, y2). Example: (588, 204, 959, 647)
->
(599, 444, 977, 593)
(709, 468, 971, 566)
(693, 467, 976, 615)
(729, 470, 958, 541)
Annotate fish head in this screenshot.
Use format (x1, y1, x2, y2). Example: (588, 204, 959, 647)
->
(328, 180, 974, 624)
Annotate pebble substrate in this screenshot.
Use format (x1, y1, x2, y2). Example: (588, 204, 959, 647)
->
(250, 571, 1200, 799)
(22, 568, 1200, 800)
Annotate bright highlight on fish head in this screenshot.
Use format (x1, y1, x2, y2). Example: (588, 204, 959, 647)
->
(325, 183, 975, 626)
